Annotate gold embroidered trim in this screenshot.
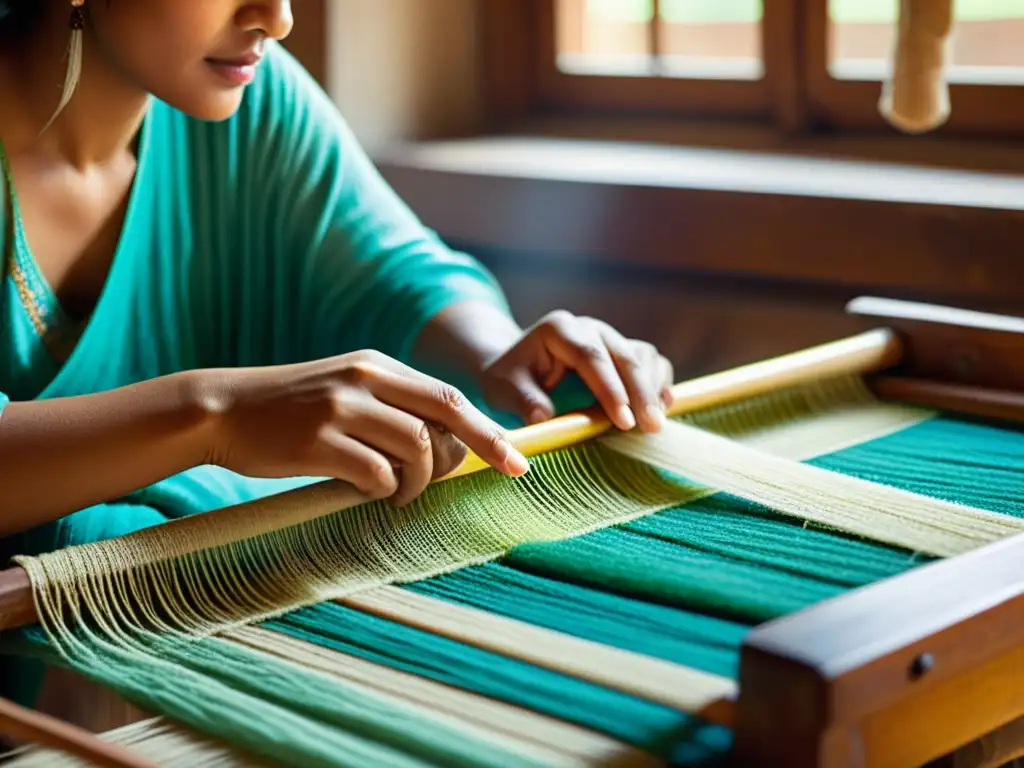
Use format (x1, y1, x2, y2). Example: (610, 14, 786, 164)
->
(8, 256, 78, 363)
(9, 258, 48, 337)
(2, 143, 80, 364)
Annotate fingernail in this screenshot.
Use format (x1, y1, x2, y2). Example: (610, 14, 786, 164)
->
(616, 405, 636, 431)
(497, 438, 530, 476)
(507, 451, 530, 476)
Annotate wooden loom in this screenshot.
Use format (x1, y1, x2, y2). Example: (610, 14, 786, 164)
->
(2, 3, 1019, 765)
(0, 295, 1022, 768)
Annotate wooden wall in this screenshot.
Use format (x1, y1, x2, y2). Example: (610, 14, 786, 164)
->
(288, 3, 1024, 381)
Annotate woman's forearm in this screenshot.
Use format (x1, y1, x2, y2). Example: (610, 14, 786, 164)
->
(0, 372, 215, 538)
(411, 300, 523, 384)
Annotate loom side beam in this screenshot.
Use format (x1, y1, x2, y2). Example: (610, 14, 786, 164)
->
(849, 296, 1024, 423)
(732, 530, 1024, 768)
(0, 567, 31, 632)
(733, 297, 1024, 768)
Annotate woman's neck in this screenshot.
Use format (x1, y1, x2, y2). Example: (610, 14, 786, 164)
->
(0, 9, 150, 170)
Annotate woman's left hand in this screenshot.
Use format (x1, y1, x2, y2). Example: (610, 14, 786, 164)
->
(480, 311, 674, 433)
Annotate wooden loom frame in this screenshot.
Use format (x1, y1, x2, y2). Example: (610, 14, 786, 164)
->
(0, 296, 1022, 768)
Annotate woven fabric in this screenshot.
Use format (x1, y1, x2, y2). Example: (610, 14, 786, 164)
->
(8, 404, 1024, 766)
(268, 413, 1024, 764)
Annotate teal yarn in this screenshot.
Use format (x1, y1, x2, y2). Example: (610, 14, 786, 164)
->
(408, 562, 747, 677)
(8, 414, 1023, 767)
(263, 603, 733, 765)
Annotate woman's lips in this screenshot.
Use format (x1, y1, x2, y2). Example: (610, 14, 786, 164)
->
(205, 52, 262, 86)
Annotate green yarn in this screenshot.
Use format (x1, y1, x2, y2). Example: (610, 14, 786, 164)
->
(8, 414, 1023, 767)
(13, 624, 544, 768)
(263, 602, 731, 765)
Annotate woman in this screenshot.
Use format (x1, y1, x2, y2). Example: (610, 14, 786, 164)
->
(0, 0, 673, 717)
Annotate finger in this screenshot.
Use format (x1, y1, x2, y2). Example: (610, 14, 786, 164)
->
(541, 318, 635, 431)
(426, 424, 468, 479)
(599, 329, 665, 433)
(315, 428, 399, 499)
(488, 368, 557, 425)
(659, 356, 674, 409)
(342, 398, 434, 507)
(357, 364, 530, 477)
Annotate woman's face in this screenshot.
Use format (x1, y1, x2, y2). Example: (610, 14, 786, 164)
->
(86, 0, 294, 120)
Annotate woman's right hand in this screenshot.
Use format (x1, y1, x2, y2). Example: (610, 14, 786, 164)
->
(197, 350, 531, 507)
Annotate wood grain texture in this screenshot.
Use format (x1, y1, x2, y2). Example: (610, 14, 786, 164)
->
(478, 0, 539, 130)
(0, 566, 32, 631)
(867, 377, 1024, 425)
(0, 696, 157, 768)
(377, 144, 1024, 308)
(848, 297, 1024, 392)
(733, 530, 1024, 768)
(763, 0, 808, 133)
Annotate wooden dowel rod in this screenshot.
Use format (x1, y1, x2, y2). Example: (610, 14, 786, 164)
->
(445, 327, 903, 478)
(0, 328, 903, 633)
(0, 696, 158, 768)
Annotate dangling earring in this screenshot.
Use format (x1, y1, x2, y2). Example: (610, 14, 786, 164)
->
(39, 0, 85, 134)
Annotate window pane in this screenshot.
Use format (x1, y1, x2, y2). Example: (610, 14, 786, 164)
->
(555, 0, 763, 79)
(829, 0, 1024, 84)
(556, 0, 654, 76)
(661, 0, 763, 79)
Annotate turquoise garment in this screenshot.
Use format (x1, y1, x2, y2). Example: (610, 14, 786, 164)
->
(0, 40, 509, 557)
(0, 42, 511, 703)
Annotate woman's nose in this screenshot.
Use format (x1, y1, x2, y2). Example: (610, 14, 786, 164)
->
(238, 1, 294, 42)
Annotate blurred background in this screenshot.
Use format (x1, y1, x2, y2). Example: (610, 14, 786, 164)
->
(286, 0, 1024, 381)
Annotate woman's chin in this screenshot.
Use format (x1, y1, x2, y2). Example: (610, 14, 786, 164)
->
(164, 89, 247, 123)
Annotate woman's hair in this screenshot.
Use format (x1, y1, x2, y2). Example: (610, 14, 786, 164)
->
(0, 0, 47, 46)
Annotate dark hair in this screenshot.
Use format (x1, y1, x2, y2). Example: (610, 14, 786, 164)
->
(0, 0, 47, 45)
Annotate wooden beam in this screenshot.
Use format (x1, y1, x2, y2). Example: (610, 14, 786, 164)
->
(478, 0, 541, 130)
(377, 143, 1024, 308)
(732, 530, 1024, 768)
(284, 0, 328, 86)
(0, 696, 158, 768)
(848, 297, 1024, 392)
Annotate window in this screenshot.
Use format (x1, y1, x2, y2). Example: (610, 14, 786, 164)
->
(828, 0, 1024, 83)
(483, 0, 1024, 138)
(555, 0, 764, 80)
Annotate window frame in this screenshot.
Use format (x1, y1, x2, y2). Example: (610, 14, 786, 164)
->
(802, 0, 1024, 138)
(480, 0, 1024, 140)
(531, 0, 779, 120)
